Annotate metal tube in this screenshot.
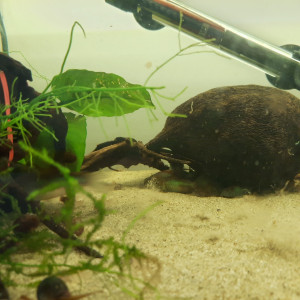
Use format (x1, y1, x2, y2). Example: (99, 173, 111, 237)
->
(106, 0, 300, 89)
(140, 0, 299, 79)
(0, 12, 8, 54)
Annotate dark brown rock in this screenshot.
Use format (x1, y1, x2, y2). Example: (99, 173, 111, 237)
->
(146, 85, 300, 193)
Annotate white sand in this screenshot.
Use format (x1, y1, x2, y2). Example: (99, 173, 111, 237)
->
(7, 168, 300, 299)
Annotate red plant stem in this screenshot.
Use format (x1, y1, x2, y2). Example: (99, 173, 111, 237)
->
(0, 70, 14, 165)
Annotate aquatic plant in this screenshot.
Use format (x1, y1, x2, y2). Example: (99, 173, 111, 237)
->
(0, 21, 163, 298)
(0, 20, 211, 298)
(0, 141, 161, 298)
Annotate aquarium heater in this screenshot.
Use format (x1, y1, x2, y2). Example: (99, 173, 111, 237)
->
(106, 0, 300, 91)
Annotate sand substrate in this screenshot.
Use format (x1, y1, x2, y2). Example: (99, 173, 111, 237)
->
(6, 168, 300, 299)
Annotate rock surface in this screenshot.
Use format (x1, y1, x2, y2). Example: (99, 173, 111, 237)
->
(146, 85, 300, 192)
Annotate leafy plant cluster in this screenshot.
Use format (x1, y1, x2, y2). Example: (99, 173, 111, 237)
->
(0, 143, 161, 297)
(0, 21, 164, 297)
(0, 20, 211, 297)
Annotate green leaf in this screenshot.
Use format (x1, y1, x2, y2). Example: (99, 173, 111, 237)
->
(30, 113, 86, 173)
(31, 129, 56, 170)
(51, 69, 154, 117)
(64, 112, 87, 172)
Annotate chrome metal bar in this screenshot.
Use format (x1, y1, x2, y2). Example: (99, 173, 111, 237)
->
(142, 0, 298, 78)
(106, 0, 300, 90)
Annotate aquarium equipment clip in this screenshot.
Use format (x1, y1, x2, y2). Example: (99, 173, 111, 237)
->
(106, 0, 300, 91)
(0, 12, 8, 54)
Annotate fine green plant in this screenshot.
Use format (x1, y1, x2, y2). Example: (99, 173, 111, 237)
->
(0, 19, 213, 298)
(0, 21, 164, 297)
(0, 142, 161, 298)
(0, 21, 164, 169)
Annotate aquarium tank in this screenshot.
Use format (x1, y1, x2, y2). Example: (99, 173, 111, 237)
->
(1, 0, 300, 299)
